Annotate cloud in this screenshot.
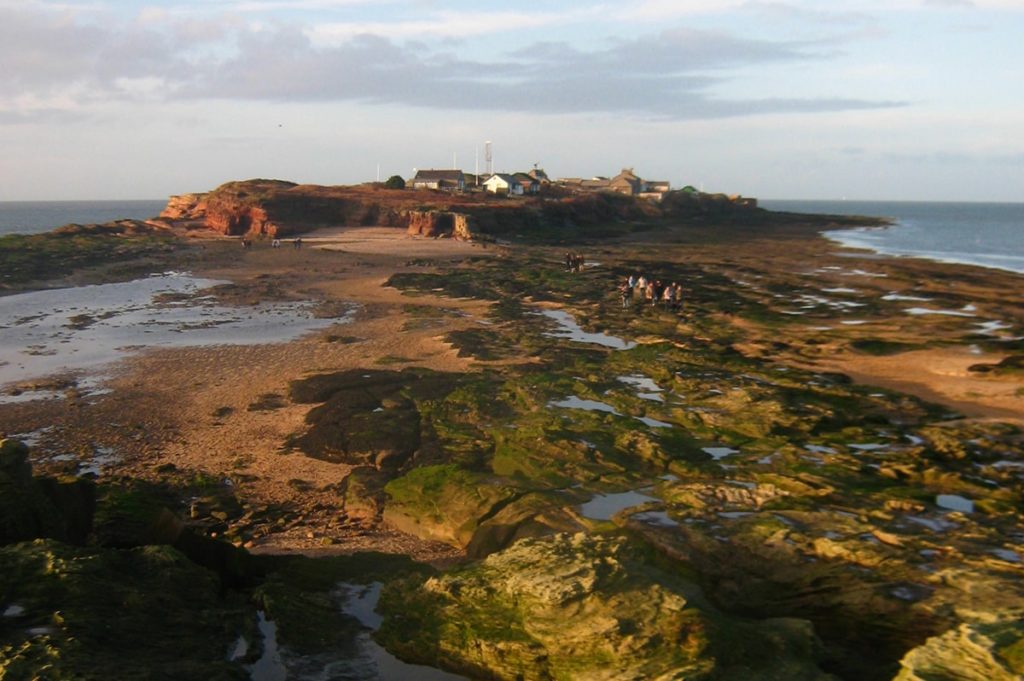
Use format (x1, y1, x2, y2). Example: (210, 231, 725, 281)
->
(185, 25, 903, 119)
(922, 0, 975, 7)
(0, 107, 91, 125)
(0, 5, 904, 121)
(0, 7, 188, 97)
(307, 10, 582, 44)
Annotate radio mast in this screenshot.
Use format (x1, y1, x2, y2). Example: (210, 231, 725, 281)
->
(485, 141, 493, 176)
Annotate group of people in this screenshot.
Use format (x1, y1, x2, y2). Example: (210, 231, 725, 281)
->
(619, 274, 684, 310)
(565, 252, 587, 272)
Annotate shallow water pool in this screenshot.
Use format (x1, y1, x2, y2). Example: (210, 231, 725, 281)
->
(0, 273, 347, 396)
(538, 309, 635, 350)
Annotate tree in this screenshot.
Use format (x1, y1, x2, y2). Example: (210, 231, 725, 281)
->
(384, 175, 405, 190)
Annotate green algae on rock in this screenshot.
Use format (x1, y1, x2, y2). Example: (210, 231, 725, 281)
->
(893, 619, 1024, 681)
(377, 532, 837, 681)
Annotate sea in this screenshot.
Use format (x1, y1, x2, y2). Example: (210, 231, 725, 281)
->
(0, 200, 167, 235)
(762, 200, 1024, 275)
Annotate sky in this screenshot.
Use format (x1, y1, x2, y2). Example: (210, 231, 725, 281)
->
(1, 0, 1022, 201)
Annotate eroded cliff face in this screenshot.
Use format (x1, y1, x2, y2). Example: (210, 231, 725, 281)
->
(405, 211, 474, 239)
(205, 204, 276, 237)
(159, 193, 207, 221)
(156, 178, 802, 241)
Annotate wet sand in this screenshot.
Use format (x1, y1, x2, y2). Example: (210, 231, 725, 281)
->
(0, 227, 496, 561)
(812, 347, 1024, 424)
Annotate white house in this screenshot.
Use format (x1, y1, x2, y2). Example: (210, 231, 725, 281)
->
(483, 173, 524, 195)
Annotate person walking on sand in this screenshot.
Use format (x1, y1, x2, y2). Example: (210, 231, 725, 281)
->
(293, 237, 302, 250)
(645, 280, 654, 306)
(620, 279, 632, 308)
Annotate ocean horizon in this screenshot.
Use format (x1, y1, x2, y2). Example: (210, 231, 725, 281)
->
(0, 199, 167, 236)
(762, 199, 1024, 275)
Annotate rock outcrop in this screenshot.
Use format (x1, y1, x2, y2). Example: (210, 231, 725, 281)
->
(0, 441, 261, 678)
(159, 192, 208, 221)
(0, 539, 250, 680)
(0, 439, 94, 545)
(405, 210, 474, 239)
(378, 532, 837, 681)
(893, 620, 1024, 681)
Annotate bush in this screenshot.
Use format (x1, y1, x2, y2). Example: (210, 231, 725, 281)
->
(384, 175, 406, 190)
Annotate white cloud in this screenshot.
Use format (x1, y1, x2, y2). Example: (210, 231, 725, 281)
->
(616, 0, 743, 20)
(0, 5, 902, 121)
(306, 11, 560, 44)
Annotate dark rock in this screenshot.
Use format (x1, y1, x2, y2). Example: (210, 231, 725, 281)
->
(0, 539, 250, 680)
(0, 439, 32, 485)
(0, 440, 94, 546)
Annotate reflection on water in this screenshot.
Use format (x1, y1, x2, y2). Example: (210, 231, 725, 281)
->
(618, 374, 664, 401)
(549, 396, 621, 415)
(0, 273, 348, 395)
(248, 611, 287, 681)
(935, 494, 974, 513)
(703, 446, 739, 461)
(539, 309, 635, 350)
(580, 490, 656, 521)
(245, 587, 468, 681)
(339, 582, 468, 681)
(992, 549, 1022, 563)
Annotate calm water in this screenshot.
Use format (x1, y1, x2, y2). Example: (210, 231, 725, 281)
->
(761, 200, 1024, 275)
(0, 272, 344, 396)
(0, 200, 167, 235)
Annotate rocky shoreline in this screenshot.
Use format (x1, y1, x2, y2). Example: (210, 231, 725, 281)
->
(1, 185, 1022, 680)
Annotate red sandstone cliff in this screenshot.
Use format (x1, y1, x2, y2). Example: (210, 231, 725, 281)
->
(156, 178, 770, 241)
(159, 193, 208, 221)
(405, 211, 473, 239)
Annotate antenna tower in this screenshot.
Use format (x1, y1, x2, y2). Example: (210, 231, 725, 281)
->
(485, 141, 493, 176)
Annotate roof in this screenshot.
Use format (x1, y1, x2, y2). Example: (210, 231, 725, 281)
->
(485, 173, 521, 186)
(413, 169, 465, 181)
